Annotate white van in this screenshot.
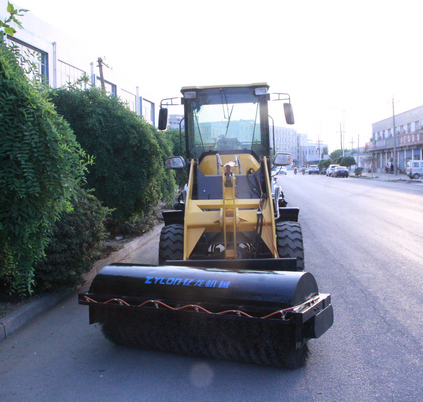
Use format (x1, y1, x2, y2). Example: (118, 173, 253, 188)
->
(406, 161, 423, 179)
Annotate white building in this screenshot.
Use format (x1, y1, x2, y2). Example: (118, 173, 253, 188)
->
(0, 0, 155, 124)
(271, 126, 297, 158)
(169, 114, 185, 130)
(368, 104, 423, 172)
(270, 126, 326, 167)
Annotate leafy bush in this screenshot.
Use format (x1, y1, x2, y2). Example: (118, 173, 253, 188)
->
(165, 127, 188, 188)
(49, 86, 176, 222)
(153, 129, 178, 205)
(354, 167, 364, 176)
(34, 187, 109, 292)
(319, 159, 331, 170)
(0, 41, 88, 296)
(340, 156, 356, 167)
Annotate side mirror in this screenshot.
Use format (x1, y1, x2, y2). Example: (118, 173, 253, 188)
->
(158, 108, 168, 130)
(165, 156, 186, 170)
(273, 152, 293, 166)
(283, 103, 295, 125)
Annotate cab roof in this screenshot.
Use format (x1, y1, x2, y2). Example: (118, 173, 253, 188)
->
(181, 83, 269, 93)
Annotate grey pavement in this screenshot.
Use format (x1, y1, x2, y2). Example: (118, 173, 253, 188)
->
(0, 224, 163, 342)
(0, 172, 419, 342)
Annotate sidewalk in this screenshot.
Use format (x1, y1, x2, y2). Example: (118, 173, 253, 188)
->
(355, 171, 421, 183)
(0, 225, 162, 342)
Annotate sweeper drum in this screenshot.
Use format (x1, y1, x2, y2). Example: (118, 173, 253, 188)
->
(79, 264, 333, 368)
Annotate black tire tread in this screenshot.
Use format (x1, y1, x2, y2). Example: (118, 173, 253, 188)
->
(158, 224, 184, 264)
(276, 221, 305, 271)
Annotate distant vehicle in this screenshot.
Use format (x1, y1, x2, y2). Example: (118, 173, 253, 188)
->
(406, 160, 423, 179)
(308, 165, 319, 174)
(320, 167, 326, 175)
(271, 165, 287, 175)
(332, 166, 349, 177)
(326, 164, 340, 176)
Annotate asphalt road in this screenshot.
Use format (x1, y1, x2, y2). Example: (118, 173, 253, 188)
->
(1, 174, 422, 401)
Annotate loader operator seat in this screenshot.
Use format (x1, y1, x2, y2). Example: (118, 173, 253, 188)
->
(195, 157, 260, 201)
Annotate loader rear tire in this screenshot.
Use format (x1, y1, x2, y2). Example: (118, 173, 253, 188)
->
(276, 222, 304, 271)
(159, 224, 184, 264)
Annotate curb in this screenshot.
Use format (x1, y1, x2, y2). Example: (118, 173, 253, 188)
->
(0, 292, 71, 342)
(0, 224, 163, 343)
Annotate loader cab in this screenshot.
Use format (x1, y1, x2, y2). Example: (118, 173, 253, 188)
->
(159, 83, 294, 166)
(181, 84, 273, 162)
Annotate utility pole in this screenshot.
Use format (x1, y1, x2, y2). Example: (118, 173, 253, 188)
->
(340, 123, 344, 157)
(316, 136, 322, 161)
(97, 57, 110, 90)
(357, 134, 360, 167)
(392, 98, 398, 175)
(350, 137, 355, 153)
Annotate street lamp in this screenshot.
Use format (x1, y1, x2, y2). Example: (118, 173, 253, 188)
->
(392, 98, 398, 175)
(332, 107, 346, 156)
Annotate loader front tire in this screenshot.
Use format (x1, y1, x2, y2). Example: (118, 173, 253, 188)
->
(276, 221, 304, 271)
(159, 224, 184, 264)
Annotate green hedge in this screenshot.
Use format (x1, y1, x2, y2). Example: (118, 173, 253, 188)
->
(49, 86, 176, 222)
(0, 41, 88, 296)
(34, 187, 109, 292)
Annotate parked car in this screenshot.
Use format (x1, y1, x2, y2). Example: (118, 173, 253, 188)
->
(332, 166, 349, 177)
(326, 164, 340, 176)
(308, 165, 319, 174)
(406, 160, 423, 179)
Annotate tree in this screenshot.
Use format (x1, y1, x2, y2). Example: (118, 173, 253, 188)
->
(322, 146, 329, 156)
(49, 86, 177, 222)
(0, 41, 89, 295)
(330, 149, 342, 160)
(319, 159, 331, 169)
(340, 156, 356, 167)
(0, 2, 28, 37)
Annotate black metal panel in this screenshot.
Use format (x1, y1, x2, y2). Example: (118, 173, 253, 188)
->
(85, 264, 318, 311)
(167, 258, 297, 271)
(162, 210, 184, 226)
(276, 207, 300, 223)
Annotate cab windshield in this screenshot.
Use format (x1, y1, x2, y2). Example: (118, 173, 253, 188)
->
(184, 88, 268, 159)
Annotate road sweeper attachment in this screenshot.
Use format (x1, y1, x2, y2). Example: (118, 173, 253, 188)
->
(79, 83, 333, 368)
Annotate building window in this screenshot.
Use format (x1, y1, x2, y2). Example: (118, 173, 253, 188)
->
(8, 37, 48, 82)
(57, 60, 86, 88)
(141, 98, 154, 125)
(414, 149, 421, 160)
(96, 77, 117, 96)
(120, 89, 136, 112)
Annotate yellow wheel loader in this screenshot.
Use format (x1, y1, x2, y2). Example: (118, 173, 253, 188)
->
(79, 83, 333, 368)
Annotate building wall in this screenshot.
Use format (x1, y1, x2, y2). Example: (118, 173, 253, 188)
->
(368, 104, 423, 172)
(169, 114, 185, 130)
(0, 1, 154, 124)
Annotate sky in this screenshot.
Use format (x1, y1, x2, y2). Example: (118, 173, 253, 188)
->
(8, 0, 423, 152)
